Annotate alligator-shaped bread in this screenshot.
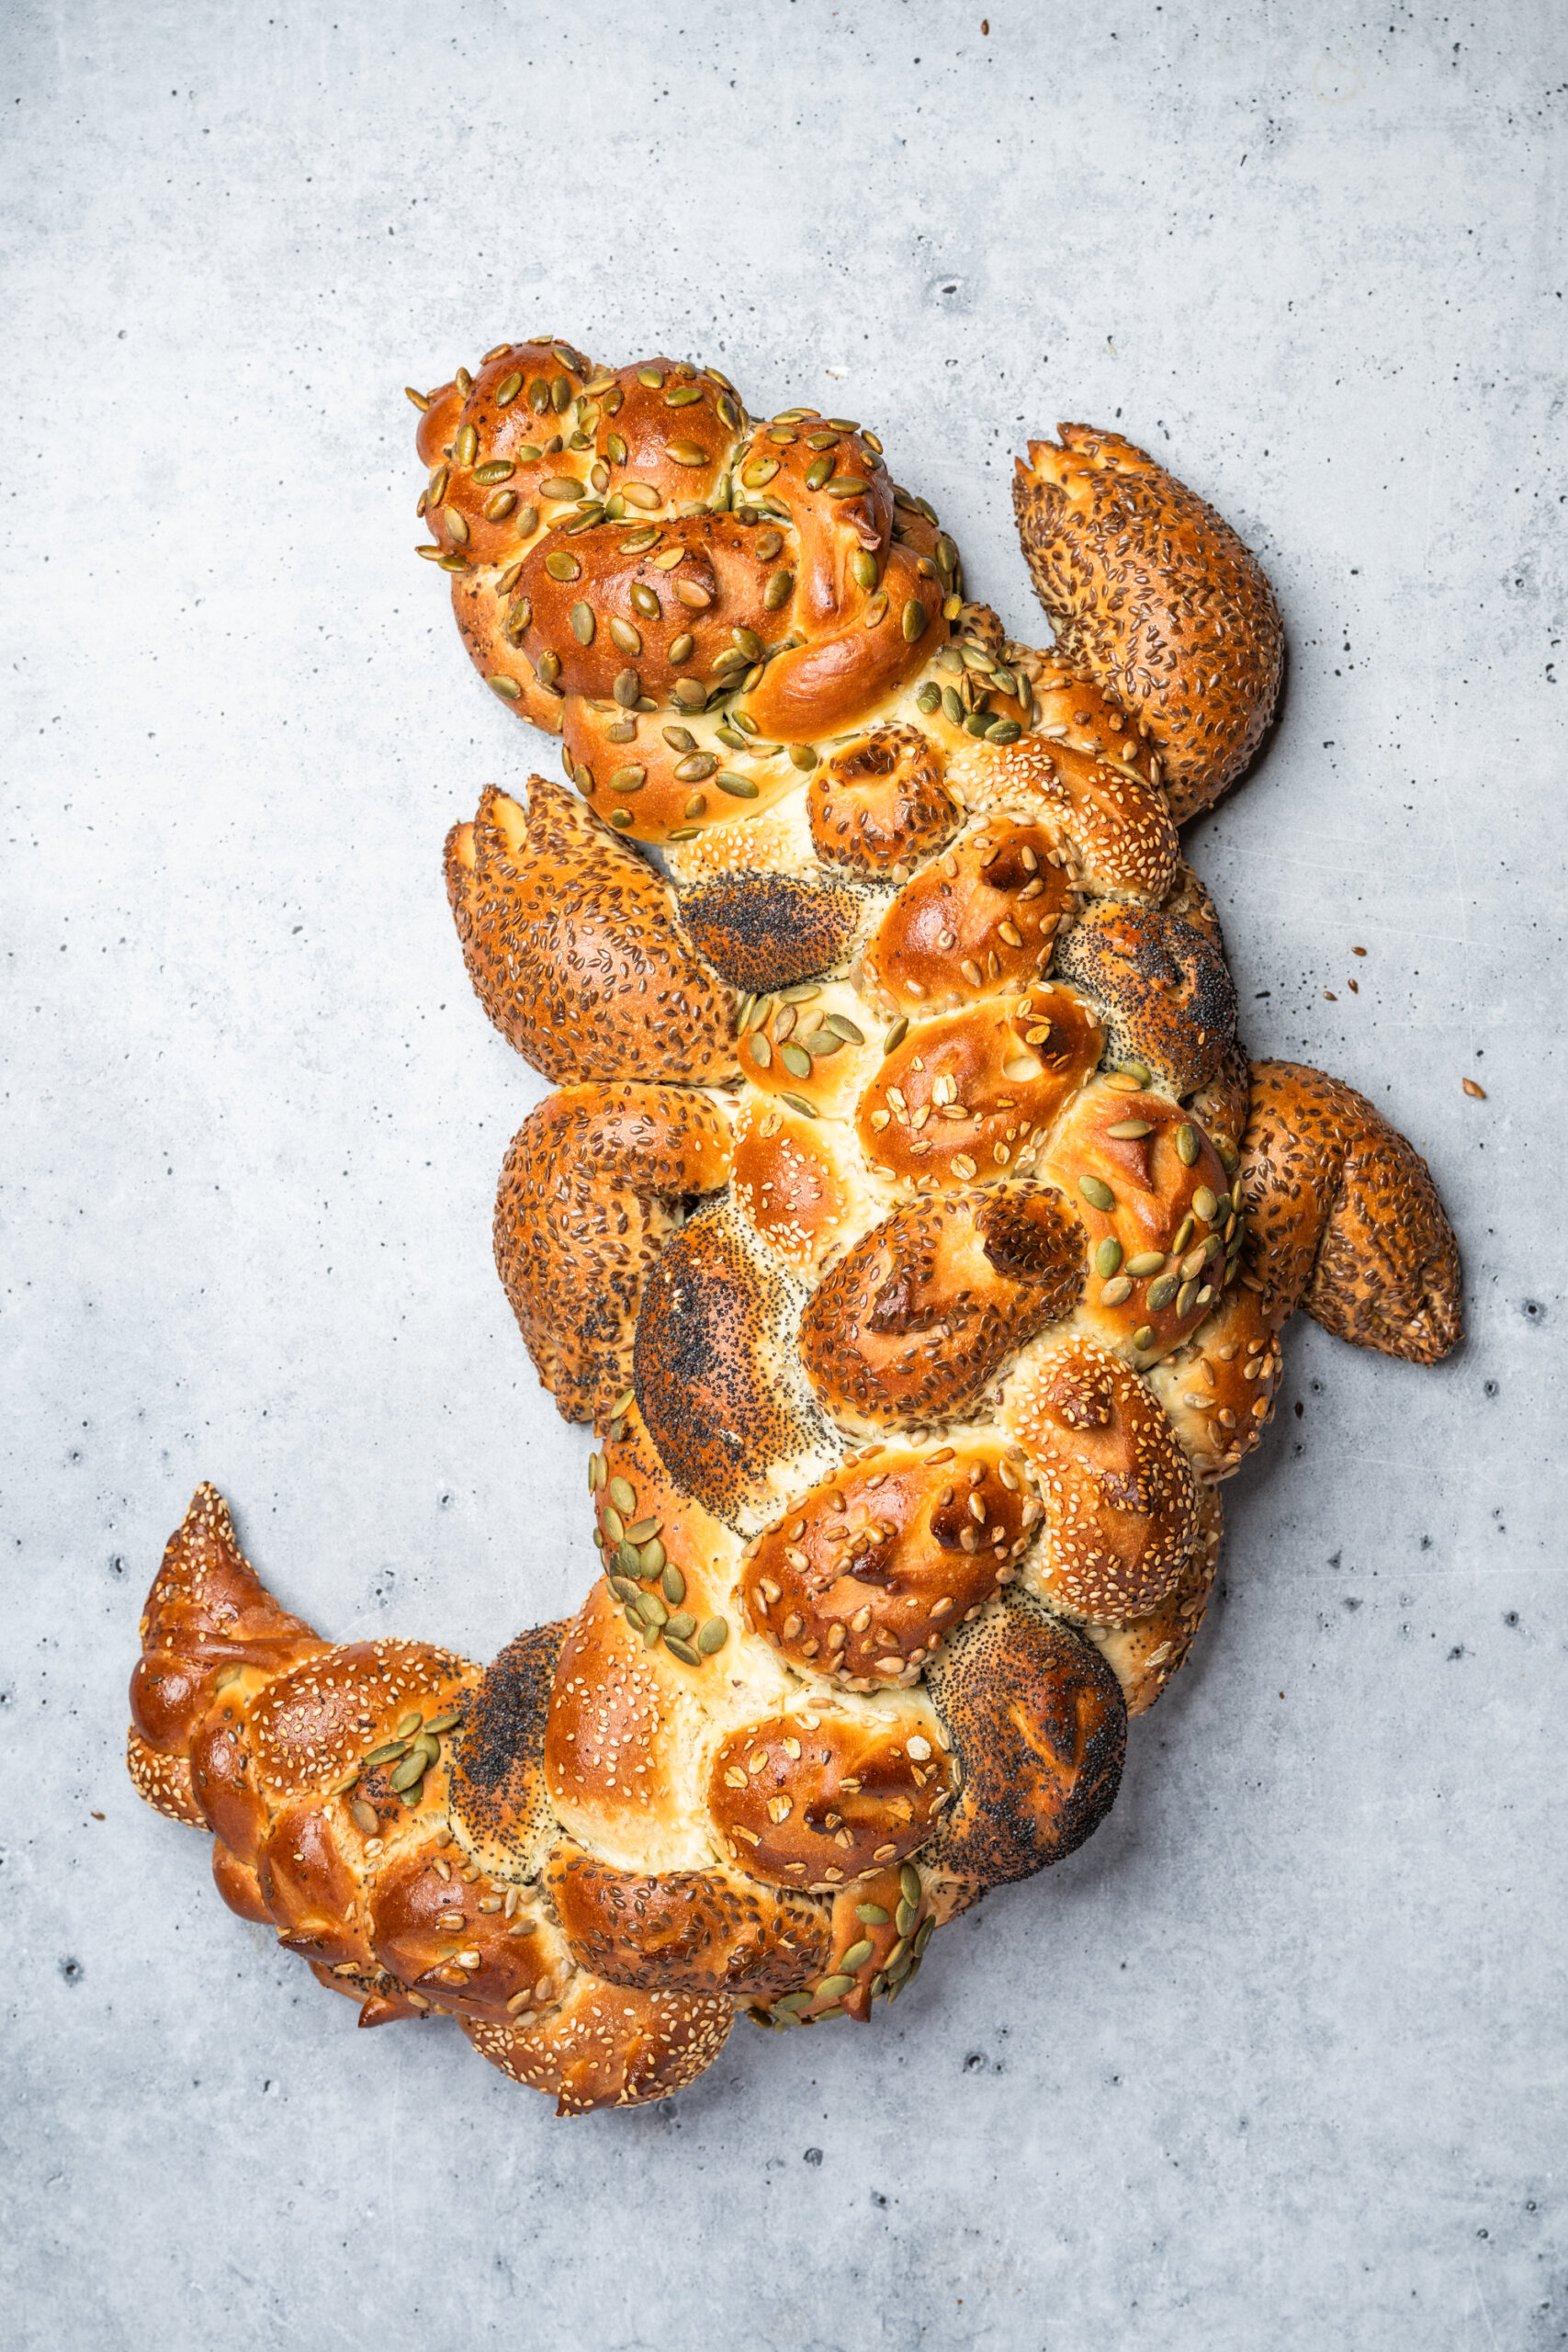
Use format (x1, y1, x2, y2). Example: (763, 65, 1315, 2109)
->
(128, 341, 1461, 2114)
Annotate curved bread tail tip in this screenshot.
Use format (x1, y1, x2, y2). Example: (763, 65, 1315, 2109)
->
(127, 1484, 326, 1825)
(134, 1482, 322, 1665)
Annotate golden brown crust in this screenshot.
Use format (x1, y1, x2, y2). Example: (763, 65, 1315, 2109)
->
(754, 1863, 935, 2026)
(589, 1396, 739, 1637)
(561, 695, 802, 848)
(1014, 425, 1283, 820)
(517, 511, 784, 708)
(547, 1845, 829, 1998)
(1189, 1038, 1251, 1170)
(416, 340, 591, 728)
(740, 1447, 1035, 1686)
(679, 869, 870, 994)
(826, 1865, 925, 2019)
(633, 1202, 840, 1530)
(493, 1082, 733, 1425)
(461, 1977, 734, 2117)
(520, 467, 940, 769)
(729, 1102, 857, 1271)
(1084, 1479, 1224, 1713)
(129, 1482, 326, 1760)
(708, 1704, 953, 1889)
(1003, 1339, 1201, 1621)
(747, 540, 944, 741)
(1147, 1285, 1285, 1480)
(308, 1960, 432, 2028)
(416, 337, 594, 574)
(1241, 1061, 1462, 1362)
(127, 1728, 204, 1826)
(810, 725, 962, 876)
(188, 1701, 270, 1863)
(581, 356, 739, 513)
(417, 349, 951, 797)
(1038, 1084, 1237, 1361)
(244, 1640, 478, 1807)
(366, 1837, 567, 2022)
(1053, 899, 1237, 1098)
(124, 368, 1464, 2117)
(924, 1589, 1126, 1882)
(449, 564, 568, 736)
(125, 1487, 591, 2056)
(446, 780, 737, 1084)
(856, 990, 1102, 1193)
(734, 987, 880, 1122)
(861, 822, 1077, 1013)
(1163, 858, 1227, 958)
(258, 1796, 379, 1973)
(799, 1185, 1087, 1431)
(211, 1838, 272, 1925)
(543, 1579, 695, 1864)
(943, 670, 1179, 899)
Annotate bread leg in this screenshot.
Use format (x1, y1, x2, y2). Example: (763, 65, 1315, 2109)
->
(1013, 424, 1284, 820)
(1149, 1056, 1460, 1487)
(445, 777, 738, 1084)
(492, 1080, 734, 1424)
(1241, 1060, 1461, 1364)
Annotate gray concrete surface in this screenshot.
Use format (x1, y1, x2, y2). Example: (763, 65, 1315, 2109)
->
(4, 4, 1565, 2346)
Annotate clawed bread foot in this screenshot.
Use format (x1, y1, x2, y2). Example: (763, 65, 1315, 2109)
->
(1242, 1059, 1462, 1364)
(1014, 424, 1285, 822)
(446, 777, 737, 1083)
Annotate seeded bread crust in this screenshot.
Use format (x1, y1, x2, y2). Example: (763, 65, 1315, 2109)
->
(1014, 424, 1285, 822)
(491, 1080, 733, 1425)
(446, 779, 738, 1084)
(128, 345, 1460, 2113)
(1241, 1060, 1463, 1364)
(129, 1487, 729, 2110)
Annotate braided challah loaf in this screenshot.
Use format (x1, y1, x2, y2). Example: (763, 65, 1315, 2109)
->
(127, 340, 1461, 2114)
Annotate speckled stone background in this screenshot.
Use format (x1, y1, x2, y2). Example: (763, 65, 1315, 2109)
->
(4, 3, 1564, 2346)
